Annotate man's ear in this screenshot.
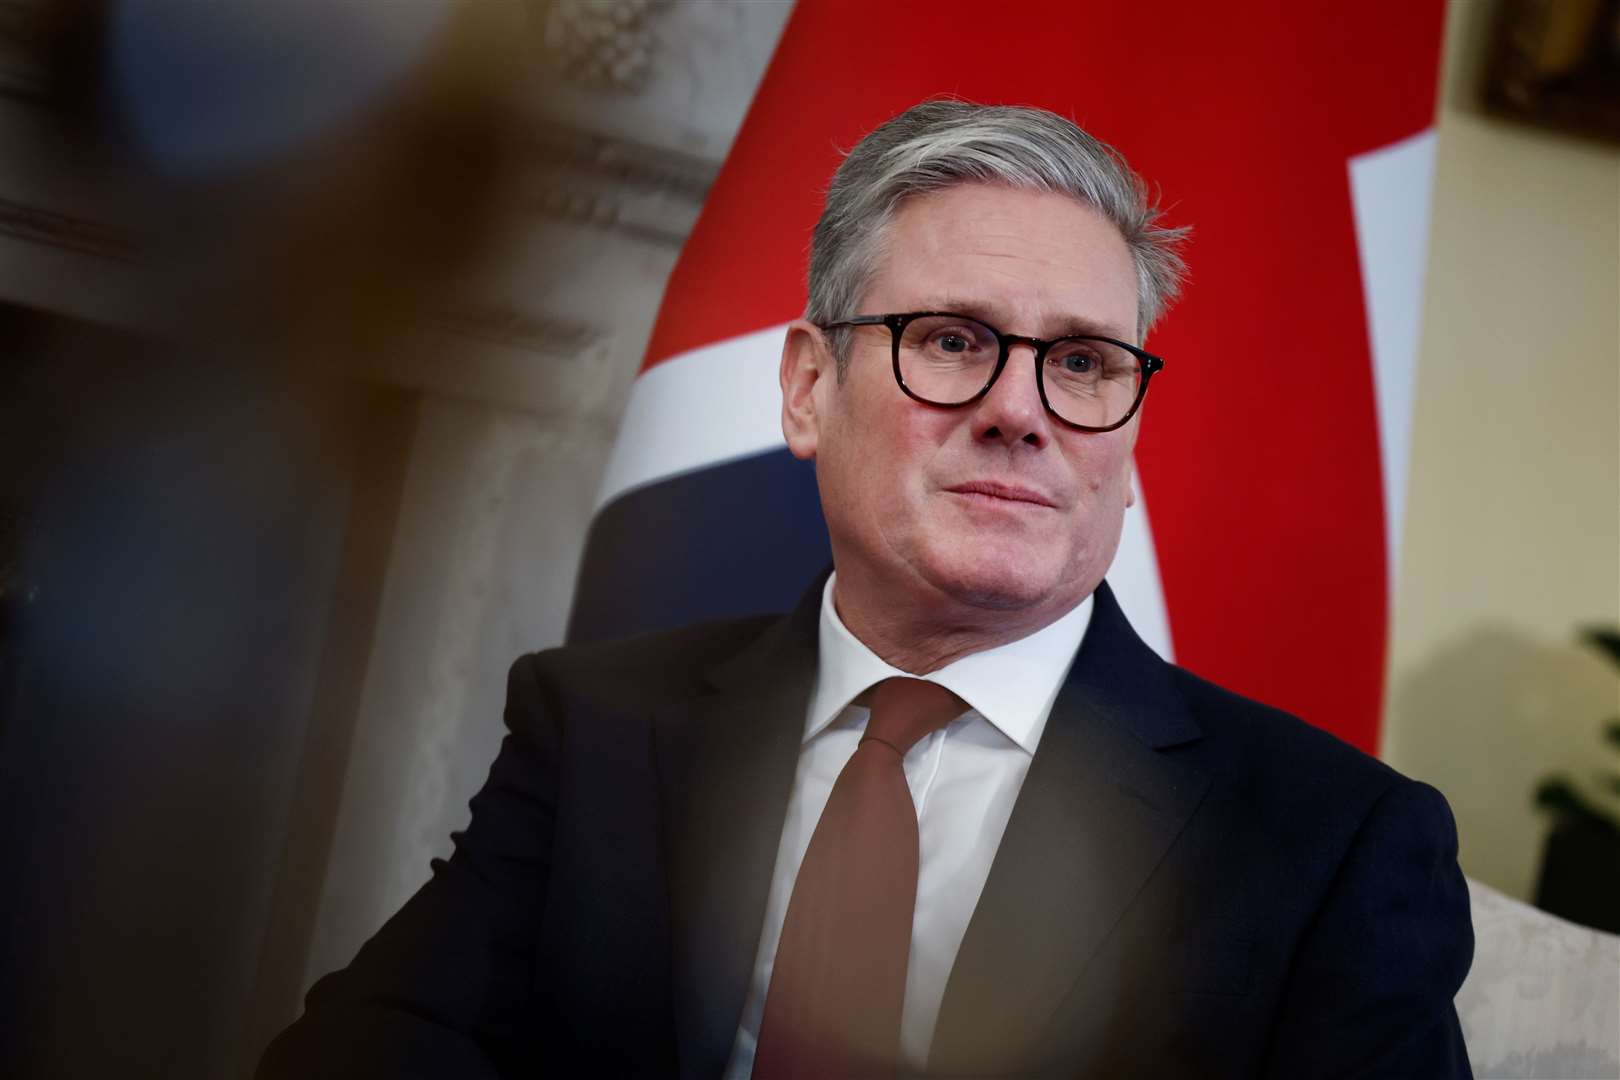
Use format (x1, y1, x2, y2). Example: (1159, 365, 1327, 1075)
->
(781, 319, 832, 461)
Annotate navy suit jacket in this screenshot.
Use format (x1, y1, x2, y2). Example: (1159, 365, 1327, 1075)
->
(260, 579, 1474, 1078)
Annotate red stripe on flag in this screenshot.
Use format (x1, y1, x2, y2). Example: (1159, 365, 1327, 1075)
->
(638, 0, 1447, 753)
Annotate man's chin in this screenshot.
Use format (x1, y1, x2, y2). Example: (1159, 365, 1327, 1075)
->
(918, 559, 1066, 615)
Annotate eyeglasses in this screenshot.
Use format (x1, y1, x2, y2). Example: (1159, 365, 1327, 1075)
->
(819, 311, 1164, 433)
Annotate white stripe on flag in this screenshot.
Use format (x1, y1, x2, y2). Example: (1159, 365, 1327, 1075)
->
(597, 323, 793, 512)
(1113, 482, 1175, 661)
(1348, 129, 1438, 592)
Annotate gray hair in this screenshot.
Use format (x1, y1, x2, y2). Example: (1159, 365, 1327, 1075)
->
(806, 99, 1188, 371)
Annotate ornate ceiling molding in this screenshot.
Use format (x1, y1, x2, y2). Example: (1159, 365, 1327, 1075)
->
(426, 301, 597, 358)
(533, 0, 668, 93)
(517, 120, 715, 248)
(523, 120, 715, 203)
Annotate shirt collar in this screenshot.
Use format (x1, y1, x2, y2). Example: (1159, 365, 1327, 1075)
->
(806, 572, 1093, 754)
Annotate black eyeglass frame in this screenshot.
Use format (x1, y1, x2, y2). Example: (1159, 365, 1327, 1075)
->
(820, 311, 1165, 433)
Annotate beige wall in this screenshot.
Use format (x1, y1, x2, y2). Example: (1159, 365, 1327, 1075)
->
(1382, 0, 1620, 901)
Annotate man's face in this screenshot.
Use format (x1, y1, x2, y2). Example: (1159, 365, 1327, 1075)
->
(789, 182, 1143, 631)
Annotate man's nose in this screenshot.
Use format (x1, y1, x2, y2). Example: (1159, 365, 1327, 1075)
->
(970, 343, 1052, 448)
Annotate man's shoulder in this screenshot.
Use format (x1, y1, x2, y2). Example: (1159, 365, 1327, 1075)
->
(1163, 661, 1414, 810)
(1148, 663, 1465, 892)
(1088, 582, 1399, 798)
(513, 612, 787, 710)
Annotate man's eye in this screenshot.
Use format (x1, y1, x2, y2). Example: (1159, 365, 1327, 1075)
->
(937, 333, 971, 353)
(1057, 351, 1097, 373)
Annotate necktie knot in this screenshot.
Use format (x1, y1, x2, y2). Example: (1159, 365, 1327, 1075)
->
(862, 677, 966, 758)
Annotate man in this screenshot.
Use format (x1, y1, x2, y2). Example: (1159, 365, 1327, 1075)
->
(261, 100, 1474, 1078)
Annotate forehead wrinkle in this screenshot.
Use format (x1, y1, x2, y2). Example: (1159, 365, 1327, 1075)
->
(908, 244, 1134, 337)
(919, 232, 1085, 273)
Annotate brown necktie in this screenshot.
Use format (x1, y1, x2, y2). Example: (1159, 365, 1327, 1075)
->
(752, 677, 967, 1079)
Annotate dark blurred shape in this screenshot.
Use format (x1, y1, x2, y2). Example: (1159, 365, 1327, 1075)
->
(1485, 0, 1620, 143)
(1532, 626, 1620, 933)
(0, 2, 529, 1076)
(1, 319, 421, 1078)
(1535, 813, 1620, 933)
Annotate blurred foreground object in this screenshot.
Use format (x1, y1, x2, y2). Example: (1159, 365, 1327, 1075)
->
(1485, 0, 1620, 142)
(101, 0, 521, 352)
(0, 2, 527, 1077)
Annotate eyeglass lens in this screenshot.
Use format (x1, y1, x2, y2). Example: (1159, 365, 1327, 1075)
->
(896, 314, 1142, 429)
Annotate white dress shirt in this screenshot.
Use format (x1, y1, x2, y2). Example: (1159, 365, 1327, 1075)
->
(723, 573, 1093, 1077)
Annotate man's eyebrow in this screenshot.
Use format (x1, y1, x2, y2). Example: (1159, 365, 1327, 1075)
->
(929, 297, 1131, 341)
(1051, 316, 1133, 341)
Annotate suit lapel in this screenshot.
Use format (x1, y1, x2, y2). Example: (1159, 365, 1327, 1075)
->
(655, 583, 822, 1080)
(929, 583, 1211, 1074)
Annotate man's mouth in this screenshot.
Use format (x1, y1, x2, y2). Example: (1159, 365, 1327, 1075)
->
(944, 481, 1058, 508)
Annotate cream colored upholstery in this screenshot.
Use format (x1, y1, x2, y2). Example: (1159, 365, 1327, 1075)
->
(1457, 878, 1620, 1078)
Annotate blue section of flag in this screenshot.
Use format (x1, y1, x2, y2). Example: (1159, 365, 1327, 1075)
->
(567, 449, 831, 644)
